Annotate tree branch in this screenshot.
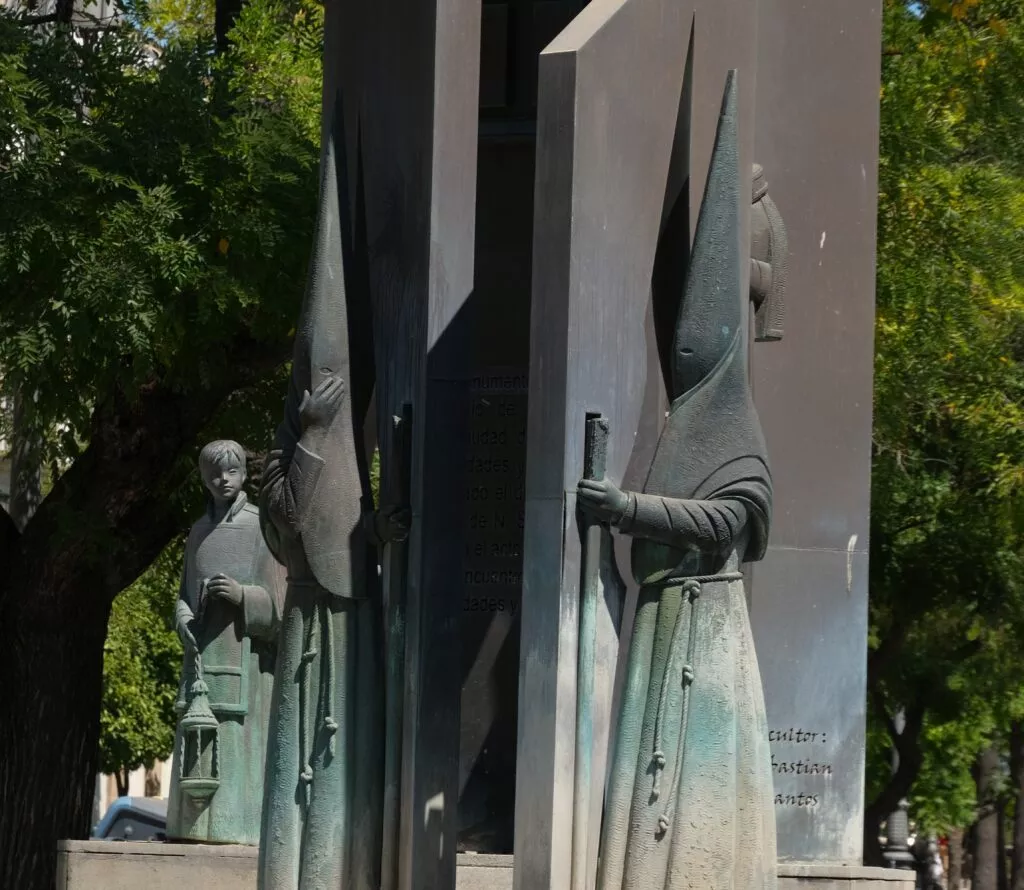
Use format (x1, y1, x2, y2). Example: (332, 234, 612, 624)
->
(3, 332, 289, 624)
(866, 691, 928, 827)
(15, 13, 59, 25)
(0, 506, 21, 573)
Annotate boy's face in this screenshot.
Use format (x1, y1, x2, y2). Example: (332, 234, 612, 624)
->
(203, 457, 246, 506)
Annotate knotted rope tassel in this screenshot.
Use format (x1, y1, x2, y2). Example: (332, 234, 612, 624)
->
(654, 572, 744, 836)
(299, 603, 320, 810)
(321, 598, 338, 757)
(653, 580, 701, 834)
(651, 580, 701, 803)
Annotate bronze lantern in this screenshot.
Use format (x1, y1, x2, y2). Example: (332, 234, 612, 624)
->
(178, 655, 220, 802)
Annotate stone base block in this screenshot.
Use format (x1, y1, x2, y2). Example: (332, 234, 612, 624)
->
(57, 842, 914, 890)
(779, 863, 917, 890)
(56, 842, 513, 890)
(56, 842, 257, 890)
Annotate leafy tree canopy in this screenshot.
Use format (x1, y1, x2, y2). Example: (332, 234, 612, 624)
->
(99, 538, 183, 794)
(0, 1, 324, 880)
(0, 0, 323, 480)
(868, 0, 1024, 842)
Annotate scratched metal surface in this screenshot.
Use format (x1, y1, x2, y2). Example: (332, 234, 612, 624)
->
(748, 0, 882, 865)
(327, 0, 482, 884)
(516, 0, 762, 887)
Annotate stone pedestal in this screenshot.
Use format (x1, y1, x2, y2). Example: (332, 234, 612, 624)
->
(56, 842, 512, 890)
(57, 843, 914, 890)
(778, 864, 916, 890)
(56, 842, 256, 890)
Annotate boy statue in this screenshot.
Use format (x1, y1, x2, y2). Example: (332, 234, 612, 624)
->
(167, 439, 286, 846)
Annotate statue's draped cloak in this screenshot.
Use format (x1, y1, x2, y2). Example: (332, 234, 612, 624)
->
(257, 111, 383, 890)
(167, 493, 285, 846)
(257, 434, 383, 890)
(597, 72, 777, 890)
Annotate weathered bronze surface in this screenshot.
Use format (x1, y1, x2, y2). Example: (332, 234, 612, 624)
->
(578, 72, 779, 890)
(167, 440, 285, 847)
(748, 0, 882, 864)
(256, 110, 407, 890)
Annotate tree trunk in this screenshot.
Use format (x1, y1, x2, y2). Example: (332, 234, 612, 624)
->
(145, 766, 161, 797)
(214, 0, 244, 51)
(864, 815, 885, 868)
(976, 745, 1003, 890)
(865, 700, 926, 867)
(115, 769, 129, 799)
(1010, 721, 1024, 890)
(949, 827, 964, 890)
(9, 387, 41, 532)
(1000, 796, 1010, 890)
(0, 607, 109, 890)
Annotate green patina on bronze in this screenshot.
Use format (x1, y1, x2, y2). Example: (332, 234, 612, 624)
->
(168, 439, 286, 847)
(579, 71, 785, 890)
(256, 104, 408, 890)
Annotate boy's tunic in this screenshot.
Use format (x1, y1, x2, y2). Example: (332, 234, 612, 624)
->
(167, 493, 285, 846)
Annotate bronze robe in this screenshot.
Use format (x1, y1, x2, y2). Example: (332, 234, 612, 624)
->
(257, 109, 383, 890)
(167, 493, 285, 845)
(597, 72, 777, 890)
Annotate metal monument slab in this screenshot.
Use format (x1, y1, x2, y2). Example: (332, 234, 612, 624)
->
(749, 0, 882, 865)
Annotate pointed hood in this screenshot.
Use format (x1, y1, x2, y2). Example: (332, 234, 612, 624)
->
(262, 100, 370, 598)
(637, 70, 772, 567)
(292, 100, 352, 404)
(671, 69, 743, 401)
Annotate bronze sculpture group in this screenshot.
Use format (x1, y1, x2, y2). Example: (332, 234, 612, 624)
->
(169, 66, 785, 890)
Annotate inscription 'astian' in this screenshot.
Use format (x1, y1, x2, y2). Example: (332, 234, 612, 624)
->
(771, 754, 833, 776)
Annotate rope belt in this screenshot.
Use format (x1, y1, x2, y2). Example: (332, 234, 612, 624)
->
(649, 571, 743, 836)
(295, 589, 338, 809)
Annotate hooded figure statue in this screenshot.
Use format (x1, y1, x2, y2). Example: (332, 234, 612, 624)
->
(580, 71, 781, 890)
(256, 105, 408, 890)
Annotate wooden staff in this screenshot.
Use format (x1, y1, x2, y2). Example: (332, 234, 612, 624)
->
(572, 413, 609, 890)
(380, 405, 412, 890)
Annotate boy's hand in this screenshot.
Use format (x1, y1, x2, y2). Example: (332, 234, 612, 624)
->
(207, 573, 244, 606)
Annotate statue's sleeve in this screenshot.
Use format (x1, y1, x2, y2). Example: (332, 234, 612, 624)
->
(262, 441, 326, 541)
(617, 492, 750, 554)
(241, 538, 287, 642)
(361, 509, 385, 547)
(175, 528, 196, 625)
(240, 584, 276, 641)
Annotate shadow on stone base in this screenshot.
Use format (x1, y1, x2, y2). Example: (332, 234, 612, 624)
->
(778, 863, 916, 890)
(55, 842, 513, 890)
(57, 842, 915, 890)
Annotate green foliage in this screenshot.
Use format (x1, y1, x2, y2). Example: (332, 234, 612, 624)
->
(0, 0, 323, 469)
(0, 0, 327, 786)
(99, 539, 184, 782)
(869, 0, 1024, 833)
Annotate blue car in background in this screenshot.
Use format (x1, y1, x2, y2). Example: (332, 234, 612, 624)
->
(91, 797, 167, 841)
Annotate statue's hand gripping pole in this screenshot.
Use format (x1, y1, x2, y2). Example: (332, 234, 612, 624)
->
(572, 413, 609, 890)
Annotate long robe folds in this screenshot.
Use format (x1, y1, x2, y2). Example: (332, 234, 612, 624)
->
(167, 493, 285, 846)
(257, 438, 382, 890)
(256, 109, 382, 890)
(597, 72, 778, 890)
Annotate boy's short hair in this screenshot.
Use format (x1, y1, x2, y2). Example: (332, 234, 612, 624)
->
(198, 440, 247, 476)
